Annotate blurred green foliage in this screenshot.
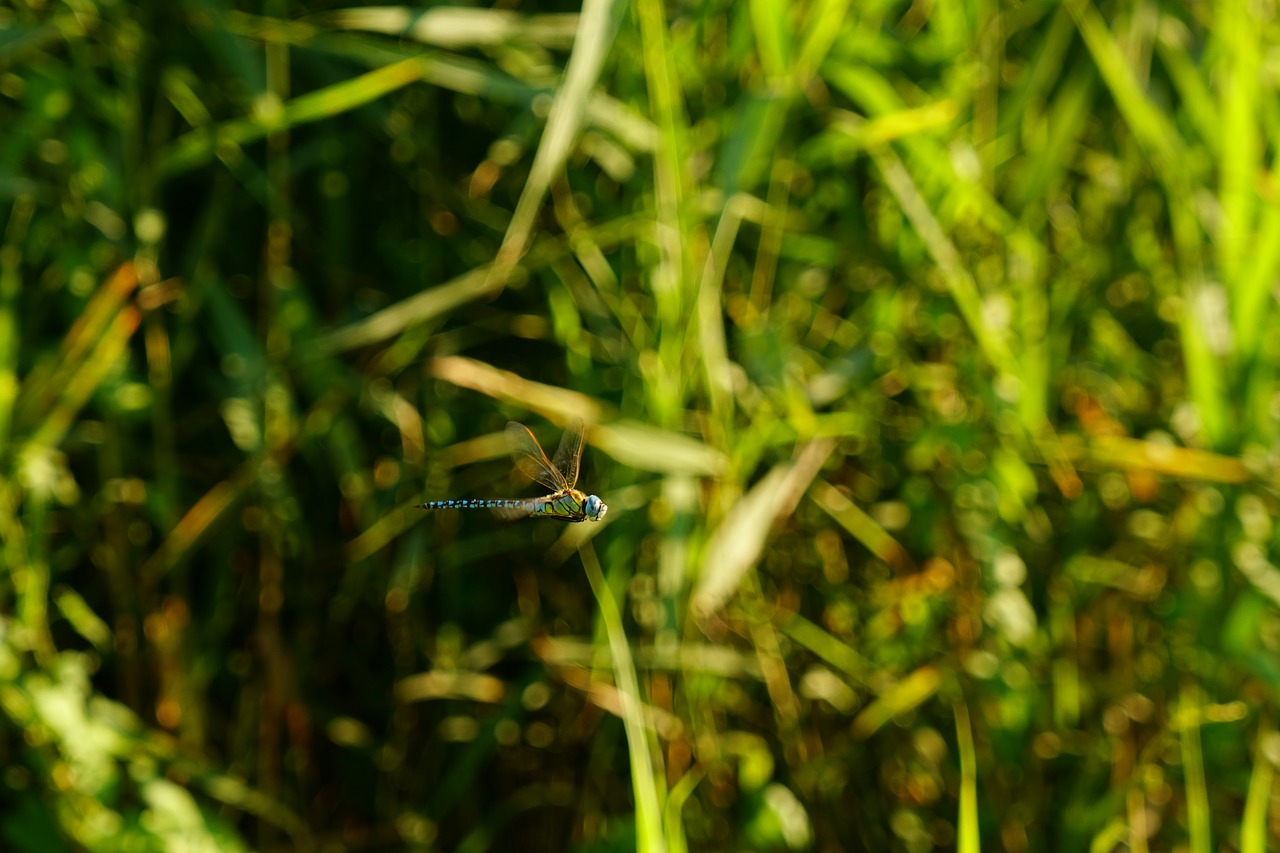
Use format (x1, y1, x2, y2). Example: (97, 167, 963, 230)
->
(1, 0, 1279, 851)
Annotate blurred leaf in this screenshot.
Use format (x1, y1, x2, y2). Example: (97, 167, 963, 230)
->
(851, 666, 942, 739)
(810, 479, 910, 570)
(741, 784, 812, 852)
(693, 439, 834, 616)
(141, 778, 250, 853)
(593, 420, 725, 477)
(324, 7, 580, 49)
(52, 587, 111, 651)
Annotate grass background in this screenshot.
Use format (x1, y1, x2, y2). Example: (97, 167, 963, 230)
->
(1, 0, 1279, 850)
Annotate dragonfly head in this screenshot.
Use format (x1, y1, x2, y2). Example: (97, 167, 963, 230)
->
(583, 494, 607, 522)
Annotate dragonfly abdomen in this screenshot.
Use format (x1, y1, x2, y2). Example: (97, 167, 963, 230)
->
(418, 498, 530, 512)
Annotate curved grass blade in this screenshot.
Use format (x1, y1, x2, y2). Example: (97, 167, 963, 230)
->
(693, 439, 833, 617)
(579, 542, 667, 853)
(489, 0, 625, 284)
(162, 54, 473, 176)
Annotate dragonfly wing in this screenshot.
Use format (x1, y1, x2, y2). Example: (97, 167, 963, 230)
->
(550, 419, 586, 489)
(505, 422, 569, 492)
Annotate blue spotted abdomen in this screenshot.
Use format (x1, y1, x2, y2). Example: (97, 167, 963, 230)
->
(419, 498, 529, 512)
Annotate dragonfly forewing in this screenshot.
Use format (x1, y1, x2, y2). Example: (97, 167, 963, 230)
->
(505, 421, 569, 492)
(550, 419, 586, 490)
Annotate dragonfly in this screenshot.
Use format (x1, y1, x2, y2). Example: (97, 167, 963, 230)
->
(418, 419, 608, 523)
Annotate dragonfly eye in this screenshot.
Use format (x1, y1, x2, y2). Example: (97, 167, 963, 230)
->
(584, 494, 607, 521)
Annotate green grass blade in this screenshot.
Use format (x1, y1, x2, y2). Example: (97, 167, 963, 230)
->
(140, 465, 259, 585)
(663, 768, 702, 853)
(162, 55, 430, 175)
(1066, 0, 1186, 171)
(0, 195, 33, 456)
(1181, 684, 1212, 853)
(868, 144, 1018, 378)
(1215, 0, 1260, 290)
(635, 0, 698, 429)
(490, 0, 624, 282)
(16, 263, 139, 433)
(1241, 715, 1274, 853)
(793, 0, 850, 84)
(309, 267, 497, 356)
(580, 542, 666, 853)
(1233, 150, 1280, 357)
(25, 308, 140, 454)
(1068, 0, 1227, 446)
(1155, 26, 1221, 157)
(955, 701, 980, 853)
(810, 480, 910, 570)
(750, 0, 791, 81)
(852, 666, 942, 738)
